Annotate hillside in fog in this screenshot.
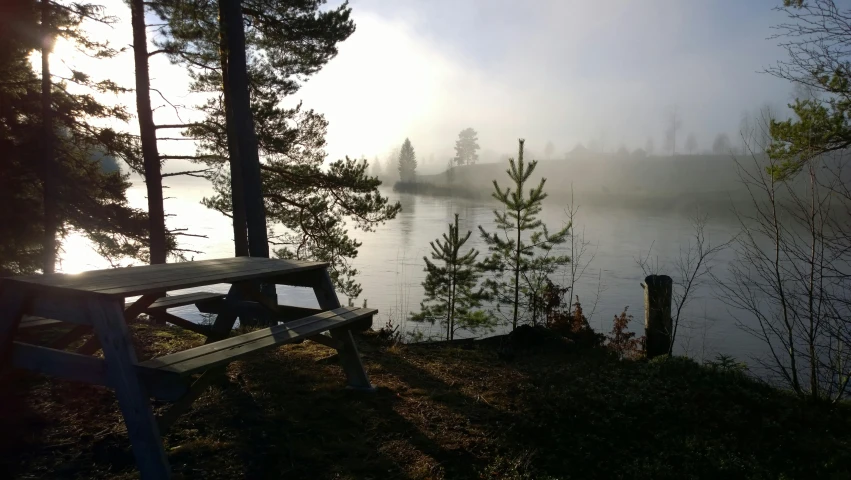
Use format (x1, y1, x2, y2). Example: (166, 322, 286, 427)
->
(407, 152, 848, 212)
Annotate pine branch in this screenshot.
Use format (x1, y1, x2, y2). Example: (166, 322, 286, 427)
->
(161, 168, 211, 178)
(155, 123, 204, 130)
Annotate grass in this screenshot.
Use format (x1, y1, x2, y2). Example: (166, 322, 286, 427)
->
(1, 323, 850, 479)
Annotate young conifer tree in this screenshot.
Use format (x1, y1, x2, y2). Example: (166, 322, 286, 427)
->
(412, 214, 494, 340)
(479, 139, 570, 330)
(398, 138, 417, 183)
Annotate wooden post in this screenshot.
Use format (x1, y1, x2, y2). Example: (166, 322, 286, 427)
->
(643, 275, 672, 359)
(312, 270, 375, 391)
(0, 285, 30, 375)
(87, 297, 171, 479)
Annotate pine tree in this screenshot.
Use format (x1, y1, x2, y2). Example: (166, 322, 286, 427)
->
(453, 127, 480, 166)
(130, 0, 167, 265)
(151, 0, 399, 298)
(398, 138, 417, 183)
(0, 0, 152, 274)
(479, 139, 570, 330)
(412, 214, 494, 340)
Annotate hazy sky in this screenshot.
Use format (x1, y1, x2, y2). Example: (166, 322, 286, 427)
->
(297, 0, 793, 165)
(52, 0, 795, 172)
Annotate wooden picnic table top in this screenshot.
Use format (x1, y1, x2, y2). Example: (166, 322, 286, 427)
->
(0, 257, 328, 298)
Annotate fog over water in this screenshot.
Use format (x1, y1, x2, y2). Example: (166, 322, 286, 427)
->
(60, 175, 779, 372)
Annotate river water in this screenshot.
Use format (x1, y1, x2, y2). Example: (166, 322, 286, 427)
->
(59, 180, 769, 366)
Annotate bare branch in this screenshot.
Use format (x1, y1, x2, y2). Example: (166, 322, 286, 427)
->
(161, 168, 212, 178)
(155, 123, 204, 130)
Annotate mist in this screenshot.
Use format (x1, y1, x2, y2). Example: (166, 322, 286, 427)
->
(293, 0, 793, 166)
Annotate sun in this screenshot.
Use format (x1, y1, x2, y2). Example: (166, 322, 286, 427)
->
(56, 232, 112, 274)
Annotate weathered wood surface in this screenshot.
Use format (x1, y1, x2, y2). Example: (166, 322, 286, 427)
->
(145, 292, 225, 312)
(11, 341, 187, 401)
(29, 296, 89, 325)
(309, 270, 375, 391)
(0, 284, 30, 374)
(138, 307, 375, 377)
(643, 274, 673, 359)
(87, 297, 171, 480)
(73, 294, 164, 356)
(18, 316, 64, 329)
(1, 257, 327, 297)
(208, 300, 321, 323)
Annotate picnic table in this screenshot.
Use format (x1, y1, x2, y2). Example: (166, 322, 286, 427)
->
(0, 257, 377, 479)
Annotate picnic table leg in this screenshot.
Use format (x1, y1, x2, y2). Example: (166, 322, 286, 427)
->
(87, 297, 171, 480)
(309, 270, 375, 392)
(156, 285, 241, 433)
(76, 294, 164, 356)
(0, 285, 30, 377)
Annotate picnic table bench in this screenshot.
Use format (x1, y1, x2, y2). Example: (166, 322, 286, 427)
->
(0, 257, 377, 479)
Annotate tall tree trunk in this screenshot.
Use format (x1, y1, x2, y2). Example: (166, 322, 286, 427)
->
(218, 4, 248, 256)
(220, 0, 268, 259)
(513, 209, 521, 330)
(130, 0, 167, 265)
(40, 0, 57, 274)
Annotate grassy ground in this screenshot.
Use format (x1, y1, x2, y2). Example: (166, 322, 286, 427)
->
(1, 323, 850, 480)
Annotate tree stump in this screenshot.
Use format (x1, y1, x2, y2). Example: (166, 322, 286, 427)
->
(643, 275, 672, 358)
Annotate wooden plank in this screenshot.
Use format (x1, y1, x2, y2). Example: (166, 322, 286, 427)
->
(138, 308, 375, 376)
(310, 270, 374, 391)
(19, 316, 64, 329)
(0, 284, 31, 373)
(3, 258, 328, 298)
(215, 301, 321, 323)
(124, 293, 164, 320)
(50, 324, 92, 350)
(310, 269, 342, 310)
(30, 296, 90, 325)
(86, 297, 171, 479)
(13, 340, 108, 385)
(11, 341, 188, 402)
(149, 312, 212, 336)
(141, 309, 349, 369)
(75, 294, 163, 357)
(329, 328, 374, 391)
(36, 262, 267, 294)
(94, 261, 327, 297)
(3, 257, 242, 288)
(145, 292, 225, 312)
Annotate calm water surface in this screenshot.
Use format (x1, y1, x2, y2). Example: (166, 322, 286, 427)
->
(59, 182, 768, 366)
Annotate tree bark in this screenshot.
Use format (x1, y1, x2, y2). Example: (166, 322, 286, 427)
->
(131, 0, 167, 265)
(218, 2, 248, 256)
(220, 0, 268, 259)
(40, 0, 57, 274)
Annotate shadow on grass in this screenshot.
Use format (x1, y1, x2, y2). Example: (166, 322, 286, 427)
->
(161, 341, 486, 479)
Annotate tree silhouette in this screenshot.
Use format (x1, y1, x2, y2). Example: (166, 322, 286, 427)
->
(685, 133, 698, 154)
(398, 138, 417, 182)
(712, 133, 732, 154)
(453, 127, 480, 166)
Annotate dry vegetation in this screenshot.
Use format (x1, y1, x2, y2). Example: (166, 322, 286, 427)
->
(2, 323, 850, 479)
